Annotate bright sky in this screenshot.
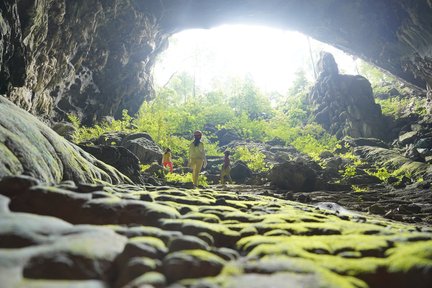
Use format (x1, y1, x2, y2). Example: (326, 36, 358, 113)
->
(154, 25, 359, 94)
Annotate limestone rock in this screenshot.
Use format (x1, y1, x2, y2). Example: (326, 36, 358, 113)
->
(269, 161, 318, 191)
(80, 145, 143, 183)
(122, 137, 163, 165)
(230, 161, 253, 184)
(163, 250, 226, 283)
(308, 52, 388, 140)
(0, 96, 131, 184)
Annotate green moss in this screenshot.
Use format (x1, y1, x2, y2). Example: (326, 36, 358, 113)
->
(163, 219, 239, 238)
(170, 249, 226, 264)
(222, 211, 262, 223)
(129, 236, 167, 252)
(154, 194, 214, 205)
(128, 271, 166, 286)
(181, 212, 221, 223)
(387, 241, 432, 273)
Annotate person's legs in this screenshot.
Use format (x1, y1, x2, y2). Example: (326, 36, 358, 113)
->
(221, 167, 227, 185)
(227, 168, 233, 184)
(192, 158, 204, 186)
(167, 162, 173, 172)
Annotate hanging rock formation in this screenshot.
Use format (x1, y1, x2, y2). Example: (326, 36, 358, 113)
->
(308, 52, 388, 139)
(1, 0, 432, 124)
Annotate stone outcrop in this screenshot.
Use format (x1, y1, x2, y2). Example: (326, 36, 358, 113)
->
(0, 96, 130, 184)
(308, 52, 388, 139)
(1, 1, 432, 124)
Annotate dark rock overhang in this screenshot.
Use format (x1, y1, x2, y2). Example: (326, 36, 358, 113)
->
(1, 0, 431, 123)
(152, 0, 431, 90)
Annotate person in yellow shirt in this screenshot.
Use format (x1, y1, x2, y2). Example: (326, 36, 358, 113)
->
(188, 130, 207, 187)
(220, 150, 232, 186)
(162, 148, 173, 173)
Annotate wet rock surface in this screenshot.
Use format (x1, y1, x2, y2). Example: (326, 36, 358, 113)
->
(1, 177, 431, 287)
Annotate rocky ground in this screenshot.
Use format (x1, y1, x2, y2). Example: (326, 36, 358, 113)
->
(1, 176, 432, 288)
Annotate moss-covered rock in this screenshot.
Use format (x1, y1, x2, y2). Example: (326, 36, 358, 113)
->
(0, 97, 131, 184)
(163, 249, 226, 283)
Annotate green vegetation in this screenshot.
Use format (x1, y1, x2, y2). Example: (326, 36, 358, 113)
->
(70, 71, 338, 166)
(165, 172, 209, 187)
(233, 146, 270, 172)
(67, 57, 424, 187)
(376, 97, 427, 118)
(358, 61, 427, 118)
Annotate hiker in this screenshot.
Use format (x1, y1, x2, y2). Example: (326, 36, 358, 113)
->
(221, 150, 233, 186)
(162, 148, 173, 173)
(188, 130, 207, 187)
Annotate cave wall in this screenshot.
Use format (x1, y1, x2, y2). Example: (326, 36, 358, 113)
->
(1, 0, 432, 124)
(1, 0, 168, 124)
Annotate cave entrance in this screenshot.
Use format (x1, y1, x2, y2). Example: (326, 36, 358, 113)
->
(153, 25, 359, 102)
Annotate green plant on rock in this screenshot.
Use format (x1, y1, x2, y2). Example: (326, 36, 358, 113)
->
(351, 185, 369, 192)
(366, 167, 391, 183)
(233, 146, 270, 173)
(338, 152, 363, 179)
(68, 110, 133, 143)
(165, 172, 208, 187)
(342, 165, 357, 178)
(376, 97, 427, 118)
(140, 164, 151, 172)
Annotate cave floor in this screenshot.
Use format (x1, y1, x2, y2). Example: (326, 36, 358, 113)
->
(1, 178, 432, 288)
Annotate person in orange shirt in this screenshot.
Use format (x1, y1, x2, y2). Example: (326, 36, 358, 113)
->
(162, 148, 173, 173)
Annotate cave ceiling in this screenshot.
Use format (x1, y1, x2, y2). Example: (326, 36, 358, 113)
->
(1, 0, 431, 123)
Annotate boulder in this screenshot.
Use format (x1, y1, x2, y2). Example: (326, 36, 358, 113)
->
(269, 160, 318, 191)
(230, 161, 253, 184)
(216, 128, 241, 146)
(80, 145, 143, 183)
(307, 52, 388, 140)
(399, 131, 419, 146)
(122, 137, 163, 165)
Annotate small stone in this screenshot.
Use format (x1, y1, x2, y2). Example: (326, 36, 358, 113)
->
(296, 194, 312, 203)
(76, 182, 105, 193)
(368, 204, 386, 215)
(163, 250, 226, 283)
(169, 235, 209, 252)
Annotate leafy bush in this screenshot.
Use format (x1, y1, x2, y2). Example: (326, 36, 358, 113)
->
(366, 167, 391, 182)
(165, 172, 208, 186)
(68, 110, 132, 143)
(233, 146, 270, 172)
(376, 97, 427, 118)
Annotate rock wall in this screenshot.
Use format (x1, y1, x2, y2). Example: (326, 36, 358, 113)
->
(1, 0, 168, 124)
(1, 0, 432, 123)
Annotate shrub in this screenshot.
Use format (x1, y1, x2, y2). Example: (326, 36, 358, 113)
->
(233, 146, 270, 172)
(165, 172, 208, 186)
